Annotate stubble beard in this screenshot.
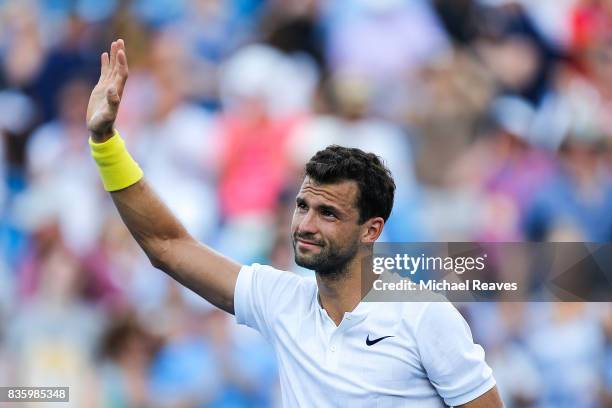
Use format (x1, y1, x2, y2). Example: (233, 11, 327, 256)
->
(292, 235, 360, 281)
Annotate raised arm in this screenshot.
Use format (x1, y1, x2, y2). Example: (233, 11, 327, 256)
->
(86, 39, 240, 313)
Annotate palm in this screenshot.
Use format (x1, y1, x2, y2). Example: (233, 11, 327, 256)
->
(86, 39, 129, 141)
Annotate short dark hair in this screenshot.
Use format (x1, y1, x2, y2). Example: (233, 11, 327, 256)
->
(304, 145, 396, 223)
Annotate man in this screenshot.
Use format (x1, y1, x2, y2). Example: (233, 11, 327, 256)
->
(86, 39, 503, 408)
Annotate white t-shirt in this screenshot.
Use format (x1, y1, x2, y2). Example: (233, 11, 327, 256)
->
(234, 264, 496, 407)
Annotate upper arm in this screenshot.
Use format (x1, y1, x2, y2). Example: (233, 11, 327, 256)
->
(416, 302, 497, 407)
(457, 386, 504, 408)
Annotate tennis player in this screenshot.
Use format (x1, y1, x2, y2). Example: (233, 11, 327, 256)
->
(87, 40, 503, 407)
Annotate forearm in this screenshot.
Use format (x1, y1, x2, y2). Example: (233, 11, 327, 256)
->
(110, 179, 190, 267)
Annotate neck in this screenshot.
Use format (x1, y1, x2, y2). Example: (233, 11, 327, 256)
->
(316, 253, 375, 326)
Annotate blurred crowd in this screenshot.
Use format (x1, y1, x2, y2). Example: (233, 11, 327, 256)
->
(2, 0, 612, 407)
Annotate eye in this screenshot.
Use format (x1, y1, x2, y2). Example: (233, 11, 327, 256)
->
(296, 201, 307, 211)
(321, 209, 337, 219)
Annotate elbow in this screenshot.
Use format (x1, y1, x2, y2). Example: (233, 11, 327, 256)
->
(145, 238, 175, 271)
(145, 234, 194, 272)
(148, 253, 167, 270)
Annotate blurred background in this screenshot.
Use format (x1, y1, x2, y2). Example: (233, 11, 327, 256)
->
(1, 0, 612, 406)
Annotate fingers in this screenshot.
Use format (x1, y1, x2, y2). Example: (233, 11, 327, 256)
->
(100, 52, 110, 79)
(110, 39, 126, 75)
(109, 41, 118, 73)
(117, 49, 128, 76)
(106, 39, 128, 98)
(117, 50, 128, 85)
(114, 41, 129, 96)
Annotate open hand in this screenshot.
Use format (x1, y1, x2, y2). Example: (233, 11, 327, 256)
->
(86, 39, 129, 142)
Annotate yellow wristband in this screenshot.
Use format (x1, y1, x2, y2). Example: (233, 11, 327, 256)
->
(89, 129, 144, 191)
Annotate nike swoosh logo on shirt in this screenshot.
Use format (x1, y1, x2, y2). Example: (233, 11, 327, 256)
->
(366, 335, 394, 346)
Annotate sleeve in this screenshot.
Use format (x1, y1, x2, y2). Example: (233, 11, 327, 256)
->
(415, 302, 496, 407)
(233, 263, 301, 342)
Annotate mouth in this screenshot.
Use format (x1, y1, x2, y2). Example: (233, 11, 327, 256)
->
(296, 238, 323, 249)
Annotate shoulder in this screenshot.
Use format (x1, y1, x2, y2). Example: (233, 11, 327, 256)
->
(240, 263, 308, 285)
(234, 263, 317, 338)
(237, 263, 316, 305)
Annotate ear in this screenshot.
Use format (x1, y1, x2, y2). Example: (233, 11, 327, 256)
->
(361, 217, 385, 243)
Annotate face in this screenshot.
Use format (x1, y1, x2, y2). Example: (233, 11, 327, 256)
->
(291, 177, 364, 277)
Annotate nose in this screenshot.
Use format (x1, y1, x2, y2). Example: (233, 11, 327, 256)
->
(296, 208, 318, 236)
